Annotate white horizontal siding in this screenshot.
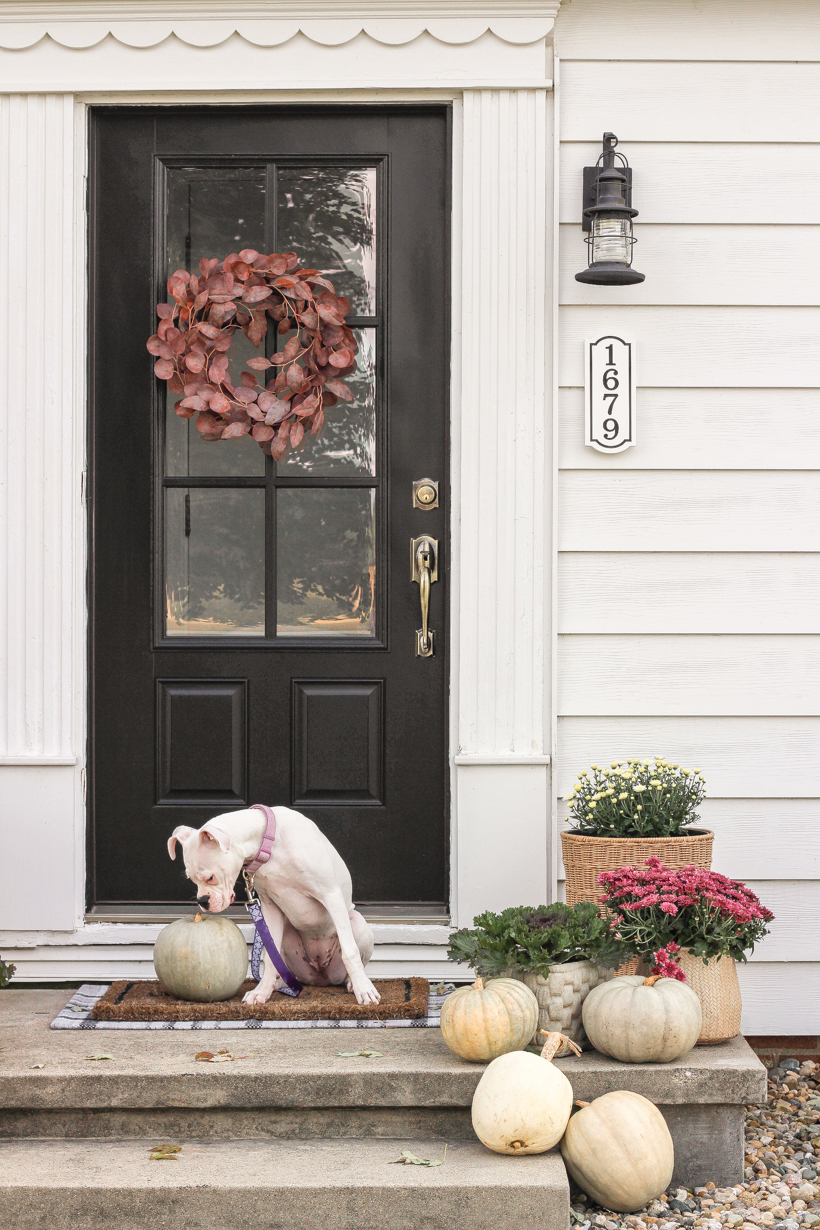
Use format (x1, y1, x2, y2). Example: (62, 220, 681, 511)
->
(558, 555, 820, 633)
(560, 225, 820, 307)
(558, 800, 820, 880)
(559, 390, 820, 471)
(556, 718, 820, 798)
(559, 472, 820, 552)
(555, 0, 820, 1032)
(559, 636, 820, 716)
(559, 307, 820, 387)
(560, 144, 820, 225)
(561, 61, 820, 142)
(556, 0, 820, 62)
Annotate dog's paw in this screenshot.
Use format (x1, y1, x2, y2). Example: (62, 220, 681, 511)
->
(352, 978, 381, 1006)
(242, 986, 273, 1006)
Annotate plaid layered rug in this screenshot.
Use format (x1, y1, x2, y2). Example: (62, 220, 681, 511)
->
(51, 982, 456, 1030)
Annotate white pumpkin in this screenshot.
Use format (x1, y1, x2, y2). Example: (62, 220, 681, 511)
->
(582, 974, 702, 1063)
(561, 1091, 674, 1212)
(440, 977, 539, 1062)
(154, 913, 249, 1002)
(471, 1031, 580, 1155)
(580, 974, 703, 1062)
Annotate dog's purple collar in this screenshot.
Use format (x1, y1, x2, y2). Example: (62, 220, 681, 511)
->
(245, 803, 277, 874)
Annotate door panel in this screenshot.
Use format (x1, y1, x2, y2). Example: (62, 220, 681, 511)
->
(88, 106, 449, 910)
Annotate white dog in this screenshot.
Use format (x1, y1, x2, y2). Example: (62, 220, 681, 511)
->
(167, 806, 380, 1006)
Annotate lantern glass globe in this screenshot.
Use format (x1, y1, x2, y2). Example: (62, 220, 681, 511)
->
(591, 215, 633, 266)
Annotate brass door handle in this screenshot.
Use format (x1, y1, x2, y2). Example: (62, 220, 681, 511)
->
(411, 536, 439, 657)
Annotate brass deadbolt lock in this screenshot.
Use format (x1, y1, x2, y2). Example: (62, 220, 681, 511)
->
(413, 478, 439, 510)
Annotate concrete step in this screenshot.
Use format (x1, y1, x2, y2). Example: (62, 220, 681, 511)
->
(0, 990, 768, 1189)
(0, 1135, 570, 1230)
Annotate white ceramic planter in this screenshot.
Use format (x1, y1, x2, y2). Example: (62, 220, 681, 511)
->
(512, 960, 615, 1050)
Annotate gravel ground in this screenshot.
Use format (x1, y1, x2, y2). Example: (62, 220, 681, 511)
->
(572, 1059, 820, 1230)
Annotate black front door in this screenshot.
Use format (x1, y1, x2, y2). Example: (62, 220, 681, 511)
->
(88, 106, 449, 911)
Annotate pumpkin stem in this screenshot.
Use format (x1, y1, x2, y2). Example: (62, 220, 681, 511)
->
(642, 974, 663, 986)
(538, 1030, 582, 1061)
(472, 976, 484, 991)
(194, 912, 203, 922)
(574, 1100, 591, 1109)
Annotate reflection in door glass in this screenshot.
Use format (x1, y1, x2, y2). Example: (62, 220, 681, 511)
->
(277, 167, 377, 315)
(166, 166, 265, 278)
(165, 489, 265, 636)
(277, 488, 376, 637)
(164, 167, 267, 478)
(279, 329, 376, 476)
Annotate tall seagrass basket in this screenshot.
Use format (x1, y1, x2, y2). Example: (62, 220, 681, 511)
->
(561, 829, 714, 907)
(561, 829, 714, 977)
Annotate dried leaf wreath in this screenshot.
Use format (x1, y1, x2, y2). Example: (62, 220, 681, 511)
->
(147, 249, 357, 461)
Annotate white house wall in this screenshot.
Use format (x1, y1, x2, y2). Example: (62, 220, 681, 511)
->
(553, 0, 820, 1034)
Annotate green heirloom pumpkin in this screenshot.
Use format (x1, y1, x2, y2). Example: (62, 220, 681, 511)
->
(561, 1090, 674, 1212)
(582, 974, 702, 1063)
(154, 913, 248, 1002)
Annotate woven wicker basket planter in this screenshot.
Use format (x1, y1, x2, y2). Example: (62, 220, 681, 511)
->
(561, 829, 714, 907)
(511, 960, 615, 1051)
(638, 952, 742, 1045)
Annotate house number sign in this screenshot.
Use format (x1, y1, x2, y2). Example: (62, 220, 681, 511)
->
(585, 334, 636, 453)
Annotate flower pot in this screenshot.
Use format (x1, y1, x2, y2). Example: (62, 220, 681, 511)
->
(675, 951, 743, 1045)
(511, 960, 615, 1051)
(561, 829, 714, 907)
(637, 951, 742, 1044)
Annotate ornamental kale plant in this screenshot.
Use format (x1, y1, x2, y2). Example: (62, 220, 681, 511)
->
(564, 756, 706, 838)
(598, 858, 773, 970)
(0, 957, 16, 988)
(447, 902, 623, 979)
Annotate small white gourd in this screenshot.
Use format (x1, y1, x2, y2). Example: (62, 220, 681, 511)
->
(582, 973, 702, 1063)
(471, 1031, 580, 1155)
(561, 1090, 674, 1212)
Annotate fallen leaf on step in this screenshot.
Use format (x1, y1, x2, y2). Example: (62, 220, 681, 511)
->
(337, 1049, 387, 1058)
(86, 1053, 119, 1061)
(149, 1143, 182, 1161)
(195, 1050, 247, 1062)
(29, 1063, 46, 1069)
(389, 1146, 447, 1167)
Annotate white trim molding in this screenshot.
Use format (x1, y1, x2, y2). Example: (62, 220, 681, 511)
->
(0, 24, 557, 971)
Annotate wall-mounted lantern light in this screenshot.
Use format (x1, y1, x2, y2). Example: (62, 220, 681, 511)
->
(575, 132, 645, 285)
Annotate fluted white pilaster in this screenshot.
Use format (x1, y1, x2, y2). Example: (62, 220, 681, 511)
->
(454, 89, 552, 923)
(0, 94, 78, 760)
(458, 88, 549, 757)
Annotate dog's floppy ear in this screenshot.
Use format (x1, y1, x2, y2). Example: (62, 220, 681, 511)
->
(200, 824, 232, 854)
(167, 826, 195, 860)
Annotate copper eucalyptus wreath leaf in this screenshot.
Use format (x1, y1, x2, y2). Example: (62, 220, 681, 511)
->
(147, 249, 358, 462)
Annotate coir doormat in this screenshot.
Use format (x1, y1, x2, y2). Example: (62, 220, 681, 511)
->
(52, 981, 455, 1031)
(92, 978, 429, 1022)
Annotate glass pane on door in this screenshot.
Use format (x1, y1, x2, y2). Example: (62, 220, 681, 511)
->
(165, 488, 265, 636)
(279, 328, 376, 476)
(277, 167, 377, 314)
(276, 488, 376, 637)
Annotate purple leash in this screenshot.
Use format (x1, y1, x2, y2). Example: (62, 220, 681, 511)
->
(243, 805, 303, 997)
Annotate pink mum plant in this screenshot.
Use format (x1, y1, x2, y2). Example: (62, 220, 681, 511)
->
(598, 857, 773, 975)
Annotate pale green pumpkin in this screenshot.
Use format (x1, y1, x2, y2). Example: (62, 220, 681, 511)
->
(561, 1091, 674, 1212)
(154, 913, 248, 1002)
(582, 974, 702, 1063)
